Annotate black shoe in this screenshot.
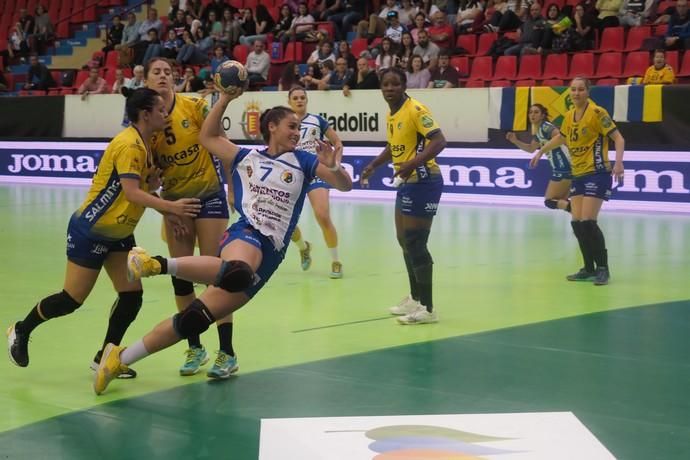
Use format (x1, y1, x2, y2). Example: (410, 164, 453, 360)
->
(92, 350, 137, 379)
(7, 322, 29, 367)
(593, 267, 610, 286)
(566, 268, 596, 281)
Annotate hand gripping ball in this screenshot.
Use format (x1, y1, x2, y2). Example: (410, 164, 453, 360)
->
(214, 60, 249, 91)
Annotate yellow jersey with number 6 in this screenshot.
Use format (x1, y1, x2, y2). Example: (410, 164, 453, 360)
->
(559, 103, 617, 177)
(153, 94, 224, 200)
(386, 96, 441, 182)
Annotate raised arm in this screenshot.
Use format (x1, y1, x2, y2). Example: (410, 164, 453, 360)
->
(199, 89, 243, 164)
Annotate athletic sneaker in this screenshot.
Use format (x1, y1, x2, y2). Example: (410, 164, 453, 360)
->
(90, 349, 137, 379)
(93, 343, 127, 395)
(593, 267, 610, 286)
(299, 241, 312, 271)
(7, 323, 29, 367)
(389, 295, 422, 316)
(206, 351, 239, 380)
(179, 346, 209, 376)
(397, 305, 439, 325)
(330, 261, 343, 279)
(127, 246, 161, 282)
(566, 268, 596, 281)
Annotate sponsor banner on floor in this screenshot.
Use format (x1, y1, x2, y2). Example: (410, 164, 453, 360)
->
(259, 412, 615, 460)
(1, 142, 689, 212)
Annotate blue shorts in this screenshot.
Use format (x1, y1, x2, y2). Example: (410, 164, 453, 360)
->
(551, 170, 573, 182)
(395, 175, 443, 217)
(570, 172, 612, 201)
(218, 220, 286, 299)
(305, 176, 330, 194)
(197, 190, 230, 219)
(66, 216, 136, 270)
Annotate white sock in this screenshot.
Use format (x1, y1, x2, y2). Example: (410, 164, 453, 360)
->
(120, 339, 150, 366)
(329, 247, 339, 262)
(294, 238, 307, 251)
(167, 258, 178, 276)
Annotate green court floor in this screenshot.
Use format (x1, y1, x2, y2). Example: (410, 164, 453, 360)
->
(1, 184, 689, 459)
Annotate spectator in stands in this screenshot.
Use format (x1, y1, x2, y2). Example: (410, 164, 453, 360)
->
(413, 29, 440, 68)
(205, 10, 223, 39)
(274, 4, 295, 43)
(399, 0, 419, 28)
(427, 11, 454, 50)
(504, 2, 544, 55)
(427, 49, 459, 88)
(112, 68, 130, 94)
(375, 37, 400, 73)
(406, 54, 431, 88)
(410, 12, 429, 43)
(24, 54, 55, 90)
(245, 39, 271, 85)
(300, 62, 323, 89)
(176, 30, 208, 65)
(665, 0, 690, 50)
(161, 29, 183, 58)
(307, 41, 336, 65)
(384, 11, 408, 46)
(455, 0, 485, 35)
(336, 40, 357, 69)
(220, 8, 242, 48)
(320, 56, 353, 90)
(170, 9, 188, 38)
(117, 12, 140, 66)
(179, 66, 205, 92)
(643, 49, 676, 84)
(596, 0, 622, 28)
(18, 9, 35, 36)
(538, 3, 570, 53)
(240, 5, 276, 45)
(5, 23, 30, 65)
(201, 0, 237, 24)
(103, 15, 124, 53)
(78, 67, 109, 99)
(210, 45, 229, 74)
(32, 5, 54, 55)
(419, 0, 442, 19)
(312, 0, 344, 22)
(282, 2, 315, 44)
(126, 65, 146, 89)
(484, 0, 523, 32)
(329, 0, 366, 41)
(619, 0, 650, 27)
(142, 29, 163, 66)
(239, 8, 257, 40)
(172, 68, 185, 92)
(185, 0, 202, 19)
(570, 3, 596, 51)
(138, 8, 164, 42)
(168, 0, 181, 21)
(198, 76, 219, 96)
(195, 26, 215, 52)
(278, 62, 301, 90)
(357, 0, 401, 42)
(343, 57, 380, 95)
(398, 32, 415, 69)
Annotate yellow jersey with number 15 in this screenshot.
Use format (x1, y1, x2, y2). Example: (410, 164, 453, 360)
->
(559, 102, 617, 177)
(153, 94, 224, 200)
(387, 96, 441, 182)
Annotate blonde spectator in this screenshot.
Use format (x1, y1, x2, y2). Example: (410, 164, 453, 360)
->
(126, 65, 146, 89)
(112, 68, 131, 94)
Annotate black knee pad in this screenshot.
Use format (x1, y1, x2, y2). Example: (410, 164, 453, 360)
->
(39, 290, 82, 319)
(214, 260, 254, 293)
(171, 276, 195, 297)
(544, 199, 559, 209)
(172, 299, 215, 339)
(404, 229, 433, 267)
(110, 290, 143, 324)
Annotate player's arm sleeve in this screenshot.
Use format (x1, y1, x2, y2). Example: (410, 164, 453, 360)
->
(296, 151, 319, 182)
(195, 97, 210, 123)
(596, 108, 617, 137)
(231, 148, 250, 170)
(115, 143, 146, 180)
(318, 115, 330, 137)
(412, 104, 441, 139)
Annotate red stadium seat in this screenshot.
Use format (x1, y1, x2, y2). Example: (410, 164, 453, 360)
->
(490, 80, 512, 87)
(664, 50, 679, 73)
(492, 55, 517, 80)
(233, 44, 249, 64)
(351, 38, 368, 58)
(541, 78, 564, 87)
(596, 78, 619, 86)
(105, 51, 119, 68)
(594, 52, 623, 78)
(515, 79, 536, 87)
(568, 53, 594, 78)
(542, 53, 568, 80)
(464, 80, 485, 88)
(450, 56, 469, 75)
(623, 51, 650, 78)
(677, 50, 690, 77)
(624, 26, 651, 52)
(657, 0, 675, 14)
(456, 34, 477, 55)
(516, 54, 542, 80)
(74, 70, 90, 88)
(654, 24, 668, 36)
(468, 55, 493, 80)
(476, 32, 497, 56)
(597, 27, 624, 53)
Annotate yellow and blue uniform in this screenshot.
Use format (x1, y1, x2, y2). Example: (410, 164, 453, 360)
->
(560, 102, 617, 200)
(642, 64, 675, 85)
(153, 94, 228, 218)
(67, 126, 153, 268)
(388, 96, 443, 217)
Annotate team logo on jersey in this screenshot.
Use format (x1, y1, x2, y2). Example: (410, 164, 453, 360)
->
(421, 115, 434, 128)
(246, 165, 253, 178)
(581, 127, 588, 136)
(601, 116, 613, 128)
(116, 214, 127, 224)
(181, 119, 190, 129)
(241, 101, 263, 140)
(281, 171, 294, 184)
(397, 122, 403, 130)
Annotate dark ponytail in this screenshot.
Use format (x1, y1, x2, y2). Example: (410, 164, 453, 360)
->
(122, 87, 161, 123)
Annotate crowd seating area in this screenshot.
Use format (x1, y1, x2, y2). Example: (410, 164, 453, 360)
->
(1, 0, 689, 96)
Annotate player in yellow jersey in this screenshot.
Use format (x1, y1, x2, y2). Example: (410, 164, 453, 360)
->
(7, 88, 200, 371)
(145, 58, 238, 379)
(537, 77, 625, 286)
(642, 50, 676, 85)
(361, 67, 447, 325)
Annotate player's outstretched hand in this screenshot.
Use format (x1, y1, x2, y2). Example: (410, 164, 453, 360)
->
(315, 139, 336, 168)
(612, 162, 624, 186)
(217, 85, 244, 102)
(168, 198, 202, 218)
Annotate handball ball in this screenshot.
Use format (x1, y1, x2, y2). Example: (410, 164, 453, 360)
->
(214, 60, 249, 91)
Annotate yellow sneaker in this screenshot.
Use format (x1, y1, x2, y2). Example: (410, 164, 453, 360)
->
(93, 343, 127, 395)
(330, 261, 343, 279)
(127, 246, 161, 282)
